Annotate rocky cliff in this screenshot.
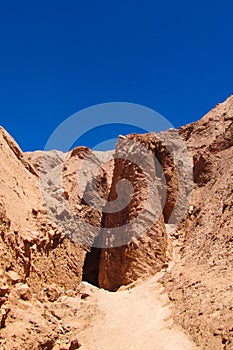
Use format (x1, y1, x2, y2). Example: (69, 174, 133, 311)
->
(162, 94, 233, 349)
(98, 129, 192, 291)
(99, 135, 167, 291)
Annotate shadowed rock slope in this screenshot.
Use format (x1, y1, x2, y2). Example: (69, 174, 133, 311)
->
(0, 129, 110, 349)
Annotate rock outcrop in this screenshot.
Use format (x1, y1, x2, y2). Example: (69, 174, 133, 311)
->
(0, 129, 87, 348)
(0, 128, 86, 292)
(162, 94, 233, 349)
(98, 127, 193, 291)
(99, 135, 167, 291)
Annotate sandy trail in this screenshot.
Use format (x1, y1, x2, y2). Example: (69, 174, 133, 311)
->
(78, 273, 198, 350)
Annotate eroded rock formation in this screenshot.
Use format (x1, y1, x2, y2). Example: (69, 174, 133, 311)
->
(162, 94, 233, 349)
(0, 94, 232, 349)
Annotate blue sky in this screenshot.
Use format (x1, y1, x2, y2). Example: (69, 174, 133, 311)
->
(0, 0, 232, 151)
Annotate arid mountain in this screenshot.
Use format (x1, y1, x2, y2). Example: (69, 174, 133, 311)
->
(0, 95, 232, 349)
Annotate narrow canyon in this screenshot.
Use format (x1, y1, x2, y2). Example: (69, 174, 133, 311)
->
(0, 95, 233, 349)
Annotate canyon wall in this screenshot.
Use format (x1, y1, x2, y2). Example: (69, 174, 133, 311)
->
(0, 127, 89, 293)
(162, 94, 233, 349)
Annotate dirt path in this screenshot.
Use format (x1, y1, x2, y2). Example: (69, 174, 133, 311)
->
(78, 273, 198, 350)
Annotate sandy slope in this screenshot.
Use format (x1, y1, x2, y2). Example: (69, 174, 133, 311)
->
(78, 274, 198, 350)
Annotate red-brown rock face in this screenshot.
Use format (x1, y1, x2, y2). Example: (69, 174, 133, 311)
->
(0, 128, 87, 292)
(98, 128, 193, 291)
(99, 137, 165, 291)
(163, 94, 233, 349)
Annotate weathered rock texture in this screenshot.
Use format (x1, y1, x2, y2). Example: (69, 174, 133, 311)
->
(0, 128, 88, 348)
(99, 136, 167, 291)
(162, 94, 233, 349)
(26, 146, 112, 286)
(98, 128, 193, 291)
(0, 129, 86, 292)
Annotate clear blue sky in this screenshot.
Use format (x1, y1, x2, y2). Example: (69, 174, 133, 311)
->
(0, 0, 232, 151)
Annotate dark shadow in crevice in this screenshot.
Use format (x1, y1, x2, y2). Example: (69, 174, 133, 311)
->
(82, 237, 101, 287)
